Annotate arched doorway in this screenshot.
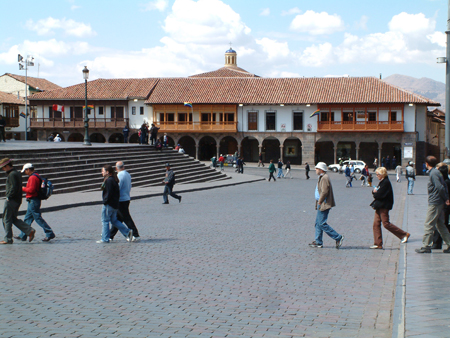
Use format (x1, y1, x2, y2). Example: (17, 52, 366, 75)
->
(68, 133, 83, 142)
(199, 136, 217, 160)
(129, 133, 139, 143)
(109, 133, 124, 143)
(283, 137, 302, 164)
(160, 135, 175, 148)
(241, 136, 259, 162)
(178, 136, 196, 158)
(90, 133, 106, 143)
(219, 136, 238, 156)
(262, 137, 281, 163)
(337, 142, 356, 161)
(360, 142, 378, 167)
(381, 142, 402, 169)
(315, 141, 334, 165)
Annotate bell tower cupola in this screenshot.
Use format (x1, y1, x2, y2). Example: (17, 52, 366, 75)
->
(224, 47, 237, 67)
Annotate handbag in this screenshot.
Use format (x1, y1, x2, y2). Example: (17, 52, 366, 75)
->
(370, 200, 382, 210)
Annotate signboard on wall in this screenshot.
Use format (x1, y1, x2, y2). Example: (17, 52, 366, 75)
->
(281, 123, 286, 132)
(404, 146, 413, 158)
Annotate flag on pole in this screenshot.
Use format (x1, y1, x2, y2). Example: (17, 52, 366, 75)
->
(83, 105, 94, 110)
(52, 104, 65, 112)
(20, 112, 26, 118)
(310, 109, 320, 118)
(184, 102, 193, 108)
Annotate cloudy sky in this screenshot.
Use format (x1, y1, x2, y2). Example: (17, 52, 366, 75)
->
(0, 0, 446, 87)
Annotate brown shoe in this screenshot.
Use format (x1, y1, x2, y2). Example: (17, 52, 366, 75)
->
(28, 229, 36, 242)
(0, 240, 13, 244)
(401, 233, 410, 244)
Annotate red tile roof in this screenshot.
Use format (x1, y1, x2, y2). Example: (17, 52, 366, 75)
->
(4, 73, 61, 91)
(190, 66, 259, 78)
(146, 77, 440, 105)
(0, 91, 24, 105)
(31, 78, 159, 100)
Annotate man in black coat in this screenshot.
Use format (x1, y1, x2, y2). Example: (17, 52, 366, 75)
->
(162, 163, 181, 204)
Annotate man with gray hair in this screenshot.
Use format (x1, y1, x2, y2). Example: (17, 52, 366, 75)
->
(309, 162, 344, 249)
(110, 161, 140, 242)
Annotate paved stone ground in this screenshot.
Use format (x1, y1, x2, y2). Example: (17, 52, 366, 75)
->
(1, 167, 410, 337)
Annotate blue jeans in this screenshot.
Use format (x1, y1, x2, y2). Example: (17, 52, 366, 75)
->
(277, 168, 284, 178)
(407, 177, 414, 194)
(315, 209, 342, 245)
(20, 198, 54, 239)
(101, 204, 130, 242)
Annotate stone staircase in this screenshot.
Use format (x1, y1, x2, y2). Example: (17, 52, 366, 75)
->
(0, 146, 229, 197)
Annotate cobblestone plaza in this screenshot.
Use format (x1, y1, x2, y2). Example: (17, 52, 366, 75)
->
(1, 167, 449, 337)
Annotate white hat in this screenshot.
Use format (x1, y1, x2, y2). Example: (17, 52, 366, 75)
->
(408, 161, 414, 165)
(21, 163, 33, 172)
(315, 162, 328, 172)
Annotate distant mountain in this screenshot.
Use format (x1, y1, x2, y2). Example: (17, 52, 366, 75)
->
(383, 74, 445, 110)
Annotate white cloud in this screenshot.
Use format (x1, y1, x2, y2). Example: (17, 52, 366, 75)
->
(427, 31, 446, 47)
(388, 12, 435, 35)
(355, 15, 368, 30)
(299, 42, 334, 67)
(255, 37, 290, 60)
(143, 0, 169, 11)
(25, 17, 96, 37)
(260, 8, 270, 16)
(281, 7, 301, 16)
(290, 10, 345, 35)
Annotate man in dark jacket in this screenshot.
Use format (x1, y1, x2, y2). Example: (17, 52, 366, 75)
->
(162, 163, 181, 204)
(0, 158, 36, 244)
(405, 161, 415, 195)
(305, 163, 310, 179)
(416, 156, 450, 253)
(432, 163, 450, 249)
(150, 124, 160, 146)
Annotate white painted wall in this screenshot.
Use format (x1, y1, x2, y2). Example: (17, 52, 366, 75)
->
(414, 105, 427, 141)
(0, 76, 27, 97)
(403, 105, 416, 133)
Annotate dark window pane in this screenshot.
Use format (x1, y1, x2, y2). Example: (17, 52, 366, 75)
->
(266, 112, 276, 130)
(293, 112, 303, 130)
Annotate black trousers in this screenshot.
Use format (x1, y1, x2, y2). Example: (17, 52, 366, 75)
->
(306, 171, 310, 179)
(150, 135, 157, 145)
(268, 172, 276, 181)
(110, 201, 140, 239)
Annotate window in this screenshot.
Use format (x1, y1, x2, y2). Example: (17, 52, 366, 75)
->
(159, 113, 165, 122)
(140, 107, 144, 115)
(248, 111, 258, 130)
(390, 111, 397, 121)
(266, 111, 276, 130)
(343, 112, 353, 122)
(99, 106, 104, 115)
(111, 107, 124, 119)
(74, 107, 83, 119)
(368, 112, 376, 121)
(178, 112, 192, 122)
(219, 112, 235, 122)
(48, 106, 53, 118)
(201, 113, 214, 122)
(132, 107, 136, 115)
(293, 112, 303, 130)
(167, 113, 175, 122)
(320, 112, 334, 122)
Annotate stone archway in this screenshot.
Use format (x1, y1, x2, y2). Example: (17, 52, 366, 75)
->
(283, 137, 302, 165)
(315, 141, 334, 165)
(381, 142, 402, 170)
(262, 137, 281, 163)
(199, 136, 217, 160)
(241, 136, 259, 162)
(160, 135, 175, 148)
(109, 133, 124, 143)
(360, 142, 378, 167)
(178, 135, 196, 158)
(337, 141, 356, 161)
(68, 133, 83, 142)
(219, 136, 238, 156)
(90, 133, 106, 143)
(129, 133, 139, 143)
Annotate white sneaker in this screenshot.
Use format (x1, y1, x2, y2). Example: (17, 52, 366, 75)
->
(126, 230, 133, 242)
(132, 237, 140, 242)
(96, 240, 109, 243)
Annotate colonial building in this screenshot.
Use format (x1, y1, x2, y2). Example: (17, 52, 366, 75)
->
(29, 49, 439, 166)
(0, 73, 61, 139)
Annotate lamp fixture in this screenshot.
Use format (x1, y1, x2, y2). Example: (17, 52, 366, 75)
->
(239, 104, 243, 106)
(306, 104, 311, 107)
(280, 104, 284, 107)
(409, 103, 414, 106)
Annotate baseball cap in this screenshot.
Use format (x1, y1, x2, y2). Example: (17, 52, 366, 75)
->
(21, 163, 34, 172)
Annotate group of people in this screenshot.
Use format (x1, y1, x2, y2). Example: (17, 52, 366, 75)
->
(47, 134, 62, 142)
(1, 157, 183, 244)
(137, 123, 166, 146)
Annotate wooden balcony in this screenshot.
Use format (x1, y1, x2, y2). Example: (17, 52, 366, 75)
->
(30, 118, 129, 129)
(5, 117, 19, 128)
(156, 121, 238, 133)
(317, 121, 404, 132)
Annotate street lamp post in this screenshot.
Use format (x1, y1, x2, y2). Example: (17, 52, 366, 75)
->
(82, 66, 92, 146)
(18, 54, 34, 141)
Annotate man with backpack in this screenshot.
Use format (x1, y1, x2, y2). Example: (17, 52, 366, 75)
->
(16, 163, 56, 242)
(162, 163, 181, 204)
(405, 161, 416, 195)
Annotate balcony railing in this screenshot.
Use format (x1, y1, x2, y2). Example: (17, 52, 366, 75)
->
(156, 121, 238, 133)
(30, 118, 129, 129)
(317, 121, 403, 132)
(5, 117, 20, 128)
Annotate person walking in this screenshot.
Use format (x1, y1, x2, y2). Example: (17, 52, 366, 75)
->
(405, 161, 415, 195)
(276, 159, 284, 178)
(0, 158, 36, 244)
(345, 164, 352, 187)
(53, 134, 62, 142)
(162, 163, 182, 204)
(361, 165, 369, 187)
(139, 123, 147, 145)
(16, 163, 56, 242)
(395, 164, 402, 183)
(432, 163, 450, 249)
(238, 157, 245, 173)
(305, 162, 310, 179)
(97, 165, 133, 243)
(373, 158, 378, 172)
(309, 162, 344, 249)
(150, 123, 160, 145)
(369, 167, 410, 249)
(218, 154, 225, 172)
(163, 133, 168, 147)
(415, 156, 450, 253)
(0, 115, 6, 142)
(285, 161, 292, 179)
(122, 125, 129, 143)
(109, 161, 140, 242)
(258, 152, 265, 167)
(268, 160, 276, 182)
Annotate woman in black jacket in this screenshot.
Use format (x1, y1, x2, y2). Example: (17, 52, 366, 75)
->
(370, 167, 410, 249)
(97, 165, 133, 243)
